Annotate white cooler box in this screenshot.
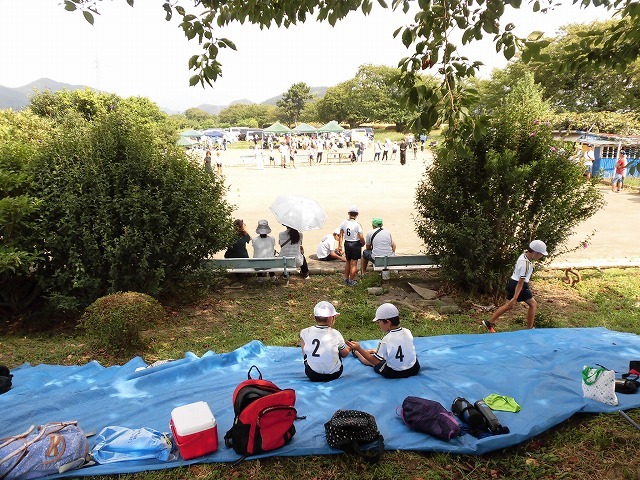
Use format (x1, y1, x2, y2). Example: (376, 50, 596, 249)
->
(170, 401, 218, 460)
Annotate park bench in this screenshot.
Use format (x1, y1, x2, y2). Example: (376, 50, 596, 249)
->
(203, 257, 299, 284)
(373, 255, 439, 278)
(326, 152, 353, 163)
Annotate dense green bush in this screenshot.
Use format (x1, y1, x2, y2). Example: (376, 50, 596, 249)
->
(415, 74, 604, 295)
(81, 292, 165, 354)
(26, 108, 234, 310)
(1, 90, 235, 314)
(0, 111, 52, 313)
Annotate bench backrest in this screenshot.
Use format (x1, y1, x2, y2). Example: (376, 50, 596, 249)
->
(373, 255, 436, 268)
(204, 257, 297, 270)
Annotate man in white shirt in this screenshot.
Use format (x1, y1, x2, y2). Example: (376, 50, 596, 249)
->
(361, 218, 396, 274)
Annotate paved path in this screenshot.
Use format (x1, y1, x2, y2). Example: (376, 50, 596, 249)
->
(211, 147, 640, 270)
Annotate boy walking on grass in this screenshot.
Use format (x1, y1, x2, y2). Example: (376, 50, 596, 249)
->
(347, 303, 420, 379)
(483, 240, 548, 332)
(300, 301, 352, 382)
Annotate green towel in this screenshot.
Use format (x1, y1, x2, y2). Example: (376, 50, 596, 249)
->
(484, 393, 521, 412)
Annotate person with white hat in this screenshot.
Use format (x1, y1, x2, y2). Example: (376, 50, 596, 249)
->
(316, 228, 346, 262)
(252, 219, 276, 282)
(338, 205, 365, 286)
(483, 239, 548, 332)
(299, 301, 352, 382)
(347, 303, 420, 379)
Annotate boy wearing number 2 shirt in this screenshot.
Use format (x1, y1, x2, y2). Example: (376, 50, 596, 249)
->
(299, 301, 352, 382)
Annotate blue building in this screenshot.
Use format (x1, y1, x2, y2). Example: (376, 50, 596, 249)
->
(555, 131, 639, 178)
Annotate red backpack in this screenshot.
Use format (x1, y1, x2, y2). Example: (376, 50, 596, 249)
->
(224, 366, 297, 458)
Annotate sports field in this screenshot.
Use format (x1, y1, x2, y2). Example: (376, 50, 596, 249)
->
(213, 147, 640, 267)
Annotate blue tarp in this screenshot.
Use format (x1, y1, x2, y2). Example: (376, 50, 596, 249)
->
(2, 328, 640, 477)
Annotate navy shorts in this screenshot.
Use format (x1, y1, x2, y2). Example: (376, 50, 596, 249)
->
(304, 357, 343, 382)
(506, 278, 533, 302)
(344, 240, 362, 260)
(363, 249, 374, 261)
(374, 359, 420, 379)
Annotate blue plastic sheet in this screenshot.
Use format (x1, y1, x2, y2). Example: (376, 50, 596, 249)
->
(1, 328, 640, 477)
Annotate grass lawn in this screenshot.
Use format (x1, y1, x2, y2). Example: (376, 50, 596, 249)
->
(2, 267, 640, 479)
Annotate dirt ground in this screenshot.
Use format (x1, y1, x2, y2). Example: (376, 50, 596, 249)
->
(210, 146, 640, 268)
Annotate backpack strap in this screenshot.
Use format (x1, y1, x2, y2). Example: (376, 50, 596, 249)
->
(369, 228, 382, 249)
(247, 365, 262, 380)
(352, 434, 384, 464)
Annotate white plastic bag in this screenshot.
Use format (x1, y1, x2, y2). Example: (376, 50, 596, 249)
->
(91, 426, 175, 464)
(582, 365, 618, 406)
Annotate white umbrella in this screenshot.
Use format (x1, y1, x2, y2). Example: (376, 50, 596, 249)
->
(269, 195, 328, 232)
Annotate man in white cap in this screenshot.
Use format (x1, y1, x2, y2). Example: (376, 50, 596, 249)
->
(338, 205, 365, 286)
(316, 228, 346, 262)
(483, 239, 548, 332)
(300, 301, 352, 382)
(347, 303, 420, 379)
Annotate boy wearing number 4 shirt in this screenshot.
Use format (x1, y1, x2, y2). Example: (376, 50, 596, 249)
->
(347, 303, 420, 379)
(300, 301, 352, 382)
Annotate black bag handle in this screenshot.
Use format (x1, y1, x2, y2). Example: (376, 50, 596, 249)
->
(247, 365, 262, 380)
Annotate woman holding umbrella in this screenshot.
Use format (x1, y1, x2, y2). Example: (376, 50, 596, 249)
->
(278, 226, 310, 279)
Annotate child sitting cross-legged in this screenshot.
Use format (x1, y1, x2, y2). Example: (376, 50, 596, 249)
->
(347, 303, 420, 379)
(299, 301, 352, 382)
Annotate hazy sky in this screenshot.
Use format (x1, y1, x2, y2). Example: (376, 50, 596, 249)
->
(1, 1, 614, 111)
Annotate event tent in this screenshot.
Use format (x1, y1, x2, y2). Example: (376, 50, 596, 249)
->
(317, 120, 344, 133)
(263, 122, 291, 134)
(292, 123, 318, 134)
(176, 136, 197, 147)
(180, 129, 202, 137)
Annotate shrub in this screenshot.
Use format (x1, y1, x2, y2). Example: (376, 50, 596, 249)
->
(81, 292, 165, 354)
(23, 91, 234, 310)
(415, 74, 604, 295)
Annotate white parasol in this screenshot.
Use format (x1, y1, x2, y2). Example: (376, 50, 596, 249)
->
(269, 195, 328, 232)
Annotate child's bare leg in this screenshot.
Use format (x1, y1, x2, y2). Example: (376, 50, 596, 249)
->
(490, 301, 514, 324)
(525, 298, 538, 329)
(349, 261, 358, 280)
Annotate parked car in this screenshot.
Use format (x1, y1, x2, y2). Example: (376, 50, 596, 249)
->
(246, 129, 264, 142)
(229, 127, 251, 141)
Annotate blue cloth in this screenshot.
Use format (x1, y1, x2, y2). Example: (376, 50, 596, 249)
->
(2, 328, 640, 477)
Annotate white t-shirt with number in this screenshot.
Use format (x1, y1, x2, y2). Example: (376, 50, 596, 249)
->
(339, 218, 363, 242)
(373, 327, 417, 371)
(300, 325, 347, 374)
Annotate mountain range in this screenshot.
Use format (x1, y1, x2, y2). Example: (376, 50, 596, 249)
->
(0, 78, 327, 115)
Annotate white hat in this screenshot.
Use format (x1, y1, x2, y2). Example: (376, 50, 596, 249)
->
(333, 228, 341, 235)
(348, 205, 359, 214)
(314, 301, 339, 318)
(256, 219, 272, 234)
(373, 303, 399, 321)
(529, 239, 548, 256)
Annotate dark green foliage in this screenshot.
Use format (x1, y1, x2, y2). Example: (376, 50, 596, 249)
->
(0, 111, 52, 313)
(22, 98, 234, 310)
(81, 291, 166, 354)
(415, 75, 604, 295)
